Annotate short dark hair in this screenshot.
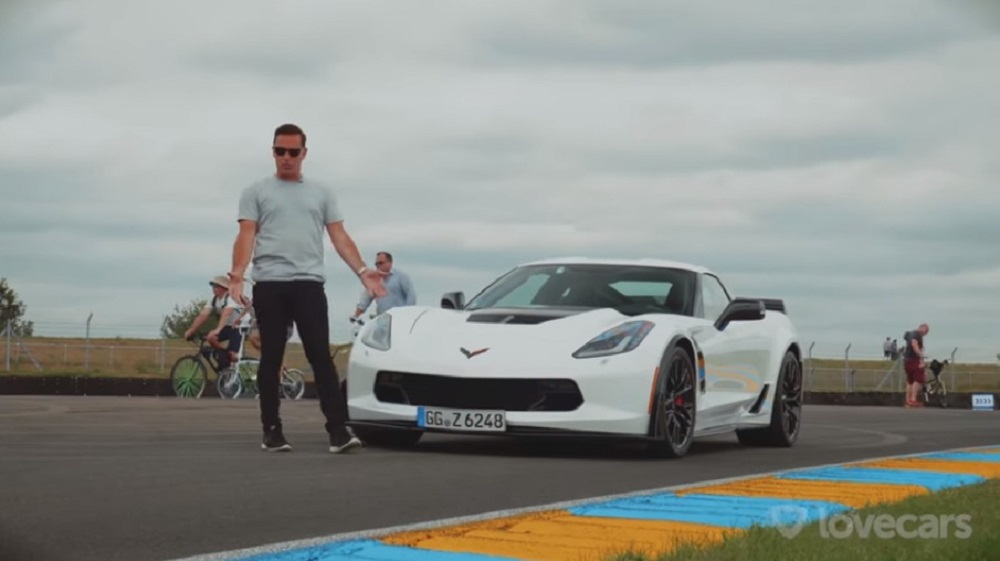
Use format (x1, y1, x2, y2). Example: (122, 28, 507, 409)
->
(377, 251, 393, 262)
(273, 123, 306, 147)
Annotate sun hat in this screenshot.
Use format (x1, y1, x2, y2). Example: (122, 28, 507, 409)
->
(209, 274, 230, 290)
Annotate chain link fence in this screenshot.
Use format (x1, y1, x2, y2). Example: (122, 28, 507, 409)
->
(1, 320, 353, 381)
(3, 321, 999, 393)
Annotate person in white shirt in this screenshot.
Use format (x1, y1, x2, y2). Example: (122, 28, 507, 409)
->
(184, 275, 246, 369)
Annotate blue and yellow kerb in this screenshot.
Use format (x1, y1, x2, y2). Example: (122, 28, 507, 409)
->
(231, 445, 1000, 561)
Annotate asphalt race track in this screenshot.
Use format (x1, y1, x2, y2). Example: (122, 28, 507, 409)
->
(1, 395, 997, 561)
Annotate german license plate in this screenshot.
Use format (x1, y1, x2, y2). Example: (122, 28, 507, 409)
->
(417, 406, 507, 432)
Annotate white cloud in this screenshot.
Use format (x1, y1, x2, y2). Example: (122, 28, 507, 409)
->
(353, 221, 647, 251)
(2, 0, 999, 360)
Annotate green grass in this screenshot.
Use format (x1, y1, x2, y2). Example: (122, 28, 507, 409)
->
(608, 477, 1000, 561)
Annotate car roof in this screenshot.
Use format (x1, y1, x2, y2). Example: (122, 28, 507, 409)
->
(517, 256, 713, 275)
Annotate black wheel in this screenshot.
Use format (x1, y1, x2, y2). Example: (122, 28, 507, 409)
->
(170, 355, 207, 398)
(737, 350, 802, 447)
(352, 425, 423, 448)
(647, 343, 697, 458)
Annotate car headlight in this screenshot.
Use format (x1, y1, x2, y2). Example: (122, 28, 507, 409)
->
(360, 314, 391, 351)
(572, 320, 654, 359)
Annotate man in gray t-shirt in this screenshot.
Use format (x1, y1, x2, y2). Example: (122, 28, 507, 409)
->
(227, 123, 387, 454)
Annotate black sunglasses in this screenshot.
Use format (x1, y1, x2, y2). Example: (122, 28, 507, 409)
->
(273, 147, 302, 157)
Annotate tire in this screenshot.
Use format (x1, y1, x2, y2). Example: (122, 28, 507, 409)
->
(216, 367, 243, 399)
(281, 368, 306, 400)
(737, 350, 803, 447)
(646, 343, 697, 458)
(352, 425, 423, 448)
(170, 356, 207, 398)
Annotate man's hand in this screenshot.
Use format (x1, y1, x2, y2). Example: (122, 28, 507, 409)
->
(360, 268, 388, 298)
(228, 273, 244, 303)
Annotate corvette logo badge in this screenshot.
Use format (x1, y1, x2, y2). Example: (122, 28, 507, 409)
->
(460, 347, 489, 359)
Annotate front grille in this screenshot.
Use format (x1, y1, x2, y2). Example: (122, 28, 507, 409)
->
(373, 371, 584, 412)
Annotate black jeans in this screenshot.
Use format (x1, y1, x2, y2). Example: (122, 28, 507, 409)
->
(252, 280, 348, 438)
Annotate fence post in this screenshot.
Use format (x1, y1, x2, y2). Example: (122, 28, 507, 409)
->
(159, 339, 166, 373)
(896, 353, 906, 393)
(892, 353, 906, 393)
(875, 354, 900, 392)
(949, 347, 957, 392)
(85, 313, 93, 370)
(844, 343, 852, 391)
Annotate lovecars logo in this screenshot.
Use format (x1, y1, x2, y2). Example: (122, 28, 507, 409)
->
(771, 506, 973, 540)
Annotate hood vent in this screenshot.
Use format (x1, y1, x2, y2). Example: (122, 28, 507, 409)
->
(465, 307, 585, 325)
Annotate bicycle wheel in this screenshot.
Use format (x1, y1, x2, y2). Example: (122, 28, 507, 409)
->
(170, 355, 207, 398)
(216, 366, 243, 399)
(930, 378, 947, 408)
(239, 359, 260, 397)
(281, 368, 306, 400)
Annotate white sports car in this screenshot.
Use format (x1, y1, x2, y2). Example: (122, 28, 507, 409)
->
(344, 257, 803, 458)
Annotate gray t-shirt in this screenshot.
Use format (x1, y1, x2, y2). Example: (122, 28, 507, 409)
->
(237, 175, 343, 282)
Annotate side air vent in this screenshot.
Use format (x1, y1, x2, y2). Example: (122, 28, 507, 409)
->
(748, 383, 770, 414)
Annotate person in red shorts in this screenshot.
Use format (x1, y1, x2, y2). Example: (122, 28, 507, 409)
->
(903, 323, 930, 407)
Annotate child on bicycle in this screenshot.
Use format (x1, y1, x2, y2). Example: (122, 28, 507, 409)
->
(184, 275, 247, 370)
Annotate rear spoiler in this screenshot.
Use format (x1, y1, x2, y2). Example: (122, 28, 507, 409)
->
(737, 297, 787, 314)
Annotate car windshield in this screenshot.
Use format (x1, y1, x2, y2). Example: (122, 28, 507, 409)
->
(464, 264, 696, 316)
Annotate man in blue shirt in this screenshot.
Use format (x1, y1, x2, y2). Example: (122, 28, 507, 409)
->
(353, 252, 416, 317)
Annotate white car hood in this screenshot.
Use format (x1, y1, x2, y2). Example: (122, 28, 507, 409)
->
(382, 306, 673, 369)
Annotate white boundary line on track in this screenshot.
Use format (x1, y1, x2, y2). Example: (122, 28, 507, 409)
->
(169, 443, 1000, 561)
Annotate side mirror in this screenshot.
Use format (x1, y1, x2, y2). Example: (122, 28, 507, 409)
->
(713, 299, 765, 331)
(441, 291, 466, 310)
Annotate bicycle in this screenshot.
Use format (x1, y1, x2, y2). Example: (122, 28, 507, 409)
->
(921, 358, 949, 408)
(216, 325, 308, 401)
(214, 324, 260, 400)
(218, 361, 308, 401)
(169, 329, 306, 400)
(278, 366, 307, 400)
(169, 332, 245, 399)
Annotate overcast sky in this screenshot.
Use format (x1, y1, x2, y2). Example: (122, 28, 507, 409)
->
(2, 0, 998, 361)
